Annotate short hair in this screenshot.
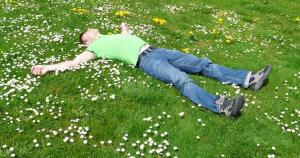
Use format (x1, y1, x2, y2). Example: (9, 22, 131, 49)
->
(79, 31, 87, 44)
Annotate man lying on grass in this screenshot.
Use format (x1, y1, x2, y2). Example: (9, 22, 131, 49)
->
(31, 22, 272, 118)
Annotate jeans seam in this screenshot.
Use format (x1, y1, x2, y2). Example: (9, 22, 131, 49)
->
(168, 60, 204, 71)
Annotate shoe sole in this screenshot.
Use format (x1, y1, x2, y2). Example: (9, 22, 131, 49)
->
(252, 65, 272, 91)
(231, 95, 245, 117)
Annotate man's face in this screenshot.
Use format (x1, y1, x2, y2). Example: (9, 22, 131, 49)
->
(82, 28, 100, 45)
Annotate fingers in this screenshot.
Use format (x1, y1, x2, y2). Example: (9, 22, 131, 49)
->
(31, 65, 48, 76)
(37, 69, 44, 75)
(121, 22, 128, 27)
(31, 67, 35, 74)
(31, 66, 41, 75)
(31, 66, 35, 72)
(36, 69, 42, 75)
(31, 66, 37, 74)
(31, 65, 39, 73)
(33, 68, 40, 75)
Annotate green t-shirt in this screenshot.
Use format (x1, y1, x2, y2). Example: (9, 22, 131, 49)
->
(86, 34, 148, 65)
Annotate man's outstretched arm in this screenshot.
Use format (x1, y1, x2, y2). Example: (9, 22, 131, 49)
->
(31, 51, 96, 75)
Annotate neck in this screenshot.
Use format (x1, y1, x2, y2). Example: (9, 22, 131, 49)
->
(87, 34, 101, 46)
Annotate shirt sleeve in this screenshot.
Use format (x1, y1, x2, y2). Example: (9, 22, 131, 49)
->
(86, 44, 99, 58)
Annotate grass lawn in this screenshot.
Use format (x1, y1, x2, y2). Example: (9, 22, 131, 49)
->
(0, 0, 300, 157)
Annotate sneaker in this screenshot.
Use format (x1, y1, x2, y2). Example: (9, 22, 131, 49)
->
(215, 95, 245, 117)
(249, 65, 272, 91)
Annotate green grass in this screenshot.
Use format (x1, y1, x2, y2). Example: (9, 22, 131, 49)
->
(0, 0, 300, 157)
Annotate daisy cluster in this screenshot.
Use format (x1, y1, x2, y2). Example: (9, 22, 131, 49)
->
(185, 5, 298, 60)
(0, 12, 76, 105)
(131, 24, 155, 37)
(265, 107, 300, 137)
(164, 5, 185, 14)
(173, 5, 256, 57)
(1, 95, 63, 131)
(2, 0, 38, 12)
(210, 9, 256, 43)
(36, 118, 94, 146)
(191, 8, 256, 46)
(267, 146, 277, 158)
(273, 79, 299, 102)
(258, 34, 297, 51)
(0, 145, 16, 158)
(77, 85, 116, 101)
(1, 94, 111, 157)
(0, 95, 65, 157)
(115, 111, 180, 158)
(31, 115, 118, 151)
(0, 73, 40, 105)
(294, 72, 300, 80)
(56, 59, 149, 102)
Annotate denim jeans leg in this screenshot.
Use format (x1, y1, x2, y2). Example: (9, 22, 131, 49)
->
(153, 48, 251, 88)
(138, 51, 219, 113)
(156, 48, 212, 74)
(200, 64, 251, 88)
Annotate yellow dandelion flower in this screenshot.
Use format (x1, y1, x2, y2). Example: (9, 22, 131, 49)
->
(182, 48, 190, 53)
(295, 17, 300, 22)
(119, 11, 125, 16)
(153, 17, 167, 25)
(218, 17, 223, 24)
(153, 18, 160, 23)
(225, 35, 233, 43)
(225, 35, 232, 40)
(8, 0, 16, 4)
(71, 7, 88, 15)
(159, 19, 166, 25)
(113, 28, 119, 33)
(212, 28, 217, 35)
(115, 10, 130, 17)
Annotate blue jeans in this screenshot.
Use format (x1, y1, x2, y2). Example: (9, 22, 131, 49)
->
(138, 48, 251, 113)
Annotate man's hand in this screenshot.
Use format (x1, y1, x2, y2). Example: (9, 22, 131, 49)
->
(31, 65, 49, 76)
(120, 22, 129, 35)
(120, 22, 128, 29)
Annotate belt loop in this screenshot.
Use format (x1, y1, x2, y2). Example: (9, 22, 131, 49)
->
(136, 45, 157, 68)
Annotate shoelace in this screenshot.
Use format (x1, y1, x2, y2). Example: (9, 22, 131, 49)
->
(220, 99, 231, 111)
(249, 67, 268, 84)
(215, 96, 231, 111)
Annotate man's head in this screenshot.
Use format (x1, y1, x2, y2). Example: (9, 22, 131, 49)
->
(79, 28, 101, 46)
